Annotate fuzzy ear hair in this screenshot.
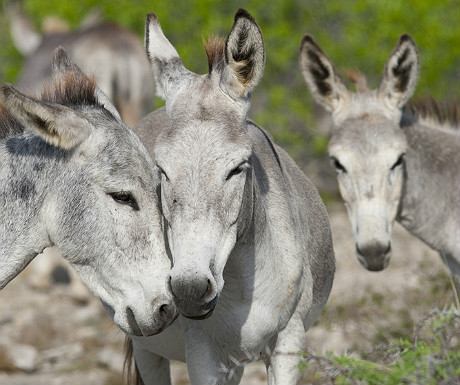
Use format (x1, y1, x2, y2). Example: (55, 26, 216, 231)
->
(1, 84, 92, 149)
(378, 34, 420, 110)
(299, 34, 350, 113)
(144, 13, 192, 100)
(219, 9, 265, 101)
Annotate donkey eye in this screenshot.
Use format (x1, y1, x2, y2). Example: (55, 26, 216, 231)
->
(330, 157, 346, 173)
(390, 153, 405, 171)
(226, 163, 247, 181)
(109, 191, 139, 211)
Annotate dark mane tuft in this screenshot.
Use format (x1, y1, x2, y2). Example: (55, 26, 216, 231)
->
(0, 98, 23, 139)
(402, 96, 459, 129)
(203, 36, 226, 74)
(41, 71, 97, 107)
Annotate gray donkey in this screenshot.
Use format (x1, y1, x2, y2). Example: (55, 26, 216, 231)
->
(9, 8, 153, 127)
(127, 9, 335, 385)
(300, 34, 460, 281)
(0, 47, 176, 337)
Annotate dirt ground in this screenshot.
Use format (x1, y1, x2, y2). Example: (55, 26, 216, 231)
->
(0, 203, 455, 385)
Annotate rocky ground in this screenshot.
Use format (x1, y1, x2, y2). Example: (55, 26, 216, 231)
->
(0, 203, 456, 385)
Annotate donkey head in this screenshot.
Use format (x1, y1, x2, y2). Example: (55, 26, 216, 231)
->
(300, 34, 419, 271)
(1, 48, 176, 336)
(146, 10, 264, 318)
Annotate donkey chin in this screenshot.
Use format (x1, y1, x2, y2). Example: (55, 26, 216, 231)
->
(356, 241, 392, 272)
(175, 295, 219, 320)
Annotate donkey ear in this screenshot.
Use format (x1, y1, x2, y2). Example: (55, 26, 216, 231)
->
(52, 46, 122, 122)
(1, 84, 92, 149)
(299, 34, 350, 114)
(378, 34, 419, 110)
(52, 46, 81, 75)
(220, 9, 265, 101)
(145, 13, 192, 100)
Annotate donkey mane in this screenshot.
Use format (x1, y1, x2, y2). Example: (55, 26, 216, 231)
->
(41, 72, 97, 107)
(403, 96, 460, 130)
(344, 69, 459, 130)
(203, 36, 226, 74)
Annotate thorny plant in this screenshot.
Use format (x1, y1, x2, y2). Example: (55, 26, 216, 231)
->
(217, 306, 460, 384)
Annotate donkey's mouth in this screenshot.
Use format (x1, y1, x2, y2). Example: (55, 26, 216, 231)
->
(184, 307, 215, 320)
(179, 294, 218, 320)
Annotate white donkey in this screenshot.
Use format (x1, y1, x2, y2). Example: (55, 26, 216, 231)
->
(0, 47, 176, 337)
(300, 34, 460, 280)
(127, 9, 335, 385)
(9, 8, 156, 298)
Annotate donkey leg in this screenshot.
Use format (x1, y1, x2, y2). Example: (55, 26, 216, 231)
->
(184, 323, 225, 385)
(265, 316, 307, 385)
(132, 341, 171, 385)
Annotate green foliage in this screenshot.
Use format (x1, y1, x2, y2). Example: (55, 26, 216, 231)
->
(300, 307, 460, 385)
(1, 0, 459, 167)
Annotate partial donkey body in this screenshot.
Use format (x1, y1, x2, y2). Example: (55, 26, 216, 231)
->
(300, 34, 460, 280)
(128, 10, 335, 385)
(0, 48, 176, 337)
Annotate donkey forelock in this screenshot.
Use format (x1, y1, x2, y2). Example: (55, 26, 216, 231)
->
(41, 72, 97, 108)
(204, 36, 226, 74)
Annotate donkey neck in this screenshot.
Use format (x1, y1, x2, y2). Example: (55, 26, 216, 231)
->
(0, 133, 69, 288)
(397, 120, 460, 257)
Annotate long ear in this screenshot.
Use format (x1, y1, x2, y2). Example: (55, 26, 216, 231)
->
(51, 46, 122, 122)
(220, 9, 265, 101)
(378, 34, 419, 110)
(1, 84, 92, 149)
(145, 13, 192, 100)
(8, 5, 42, 56)
(299, 34, 350, 113)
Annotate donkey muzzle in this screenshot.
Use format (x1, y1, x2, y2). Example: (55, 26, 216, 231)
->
(356, 241, 391, 271)
(168, 271, 218, 319)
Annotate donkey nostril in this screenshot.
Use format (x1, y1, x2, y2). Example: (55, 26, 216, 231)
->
(168, 275, 176, 297)
(159, 303, 167, 318)
(384, 243, 391, 254)
(202, 279, 212, 299)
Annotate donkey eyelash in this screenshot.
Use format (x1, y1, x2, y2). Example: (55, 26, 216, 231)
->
(330, 157, 347, 173)
(226, 162, 249, 180)
(390, 153, 405, 170)
(108, 191, 139, 211)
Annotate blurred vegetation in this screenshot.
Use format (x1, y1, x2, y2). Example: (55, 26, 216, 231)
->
(300, 306, 460, 384)
(0, 0, 459, 183)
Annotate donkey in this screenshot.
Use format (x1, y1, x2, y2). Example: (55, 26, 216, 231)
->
(9, 8, 153, 127)
(299, 34, 460, 281)
(8, 9, 155, 298)
(127, 10, 335, 385)
(0, 47, 176, 337)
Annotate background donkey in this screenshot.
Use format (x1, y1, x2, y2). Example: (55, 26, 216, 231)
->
(9, 7, 153, 127)
(299, 34, 460, 281)
(126, 9, 335, 385)
(0, 47, 176, 337)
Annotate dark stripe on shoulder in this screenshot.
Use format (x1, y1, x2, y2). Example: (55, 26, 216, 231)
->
(247, 120, 282, 170)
